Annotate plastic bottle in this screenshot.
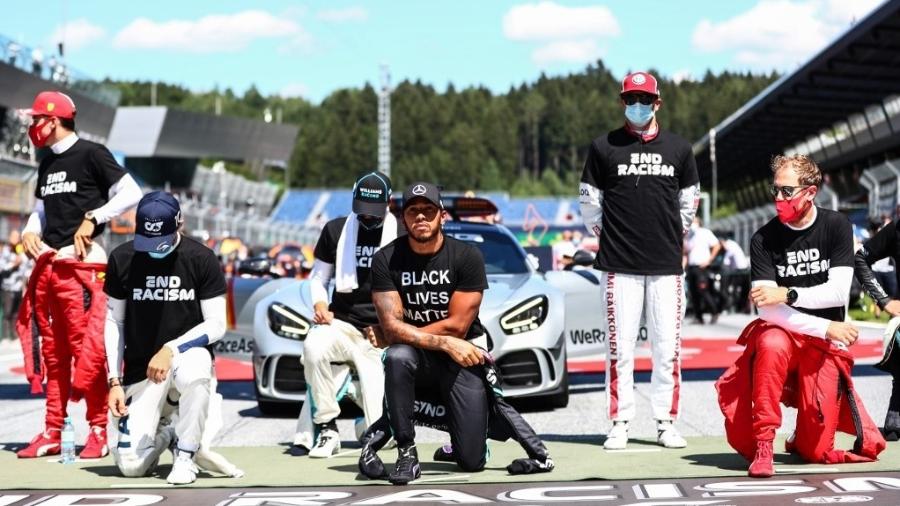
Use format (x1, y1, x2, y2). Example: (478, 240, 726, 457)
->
(61, 417, 76, 464)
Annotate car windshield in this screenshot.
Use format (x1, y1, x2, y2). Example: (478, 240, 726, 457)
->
(448, 230, 529, 274)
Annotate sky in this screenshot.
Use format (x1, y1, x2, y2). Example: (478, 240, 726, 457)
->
(0, 0, 886, 103)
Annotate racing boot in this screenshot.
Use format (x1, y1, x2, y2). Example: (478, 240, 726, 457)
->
(388, 443, 421, 485)
(167, 448, 199, 485)
(433, 443, 455, 463)
(656, 420, 687, 449)
(748, 440, 775, 478)
(883, 410, 900, 442)
(603, 421, 629, 450)
(80, 426, 108, 459)
(16, 429, 60, 458)
(309, 421, 341, 458)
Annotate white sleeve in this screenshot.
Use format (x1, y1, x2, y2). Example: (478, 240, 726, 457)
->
(679, 183, 701, 234)
(163, 296, 227, 355)
(105, 297, 126, 378)
(22, 199, 45, 236)
(793, 266, 853, 309)
(752, 280, 830, 339)
(90, 174, 142, 224)
(579, 182, 603, 237)
(308, 259, 334, 306)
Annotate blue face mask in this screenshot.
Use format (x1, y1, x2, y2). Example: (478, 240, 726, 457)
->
(625, 103, 655, 128)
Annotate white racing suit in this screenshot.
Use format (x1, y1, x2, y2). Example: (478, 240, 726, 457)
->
(602, 272, 685, 422)
(108, 347, 243, 478)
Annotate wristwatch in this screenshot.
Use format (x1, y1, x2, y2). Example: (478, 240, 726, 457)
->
(84, 211, 98, 226)
(786, 288, 798, 306)
(108, 377, 122, 388)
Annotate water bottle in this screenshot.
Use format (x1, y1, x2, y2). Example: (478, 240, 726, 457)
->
(61, 417, 76, 464)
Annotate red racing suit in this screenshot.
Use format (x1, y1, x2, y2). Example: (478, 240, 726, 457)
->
(17, 251, 109, 430)
(716, 319, 885, 464)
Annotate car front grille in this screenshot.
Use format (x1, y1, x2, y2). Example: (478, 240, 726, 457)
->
(497, 350, 542, 388)
(273, 356, 306, 394)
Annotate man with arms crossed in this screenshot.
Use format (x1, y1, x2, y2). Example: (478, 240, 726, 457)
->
(297, 171, 397, 457)
(105, 192, 243, 484)
(579, 71, 700, 450)
(371, 182, 489, 485)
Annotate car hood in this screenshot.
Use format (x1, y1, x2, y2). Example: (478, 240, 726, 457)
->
(481, 274, 531, 310)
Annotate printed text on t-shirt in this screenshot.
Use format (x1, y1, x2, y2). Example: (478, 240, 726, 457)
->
(617, 153, 675, 177)
(777, 248, 830, 278)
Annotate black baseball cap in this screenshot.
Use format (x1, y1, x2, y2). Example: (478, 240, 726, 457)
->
(352, 171, 392, 217)
(402, 182, 443, 209)
(134, 191, 181, 253)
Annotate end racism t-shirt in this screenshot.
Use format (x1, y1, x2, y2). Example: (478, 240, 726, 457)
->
(371, 236, 488, 341)
(35, 139, 127, 249)
(313, 217, 403, 331)
(580, 127, 699, 275)
(104, 237, 227, 385)
(750, 207, 854, 322)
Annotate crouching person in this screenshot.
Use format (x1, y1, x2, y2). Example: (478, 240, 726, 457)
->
(716, 155, 885, 478)
(104, 192, 243, 484)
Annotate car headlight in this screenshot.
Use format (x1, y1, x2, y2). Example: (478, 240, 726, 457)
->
(267, 302, 310, 340)
(500, 295, 548, 335)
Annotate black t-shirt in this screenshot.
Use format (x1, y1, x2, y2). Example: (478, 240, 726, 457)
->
(35, 138, 127, 249)
(750, 208, 854, 322)
(104, 237, 227, 385)
(580, 127, 699, 275)
(314, 217, 401, 331)
(371, 236, 488, 341)
(861, 221, 900, 264)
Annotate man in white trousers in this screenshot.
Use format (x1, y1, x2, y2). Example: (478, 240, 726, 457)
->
(579, 71, 700, 450)
(104, 191, 243, 484)
(296, 171, 398, 457)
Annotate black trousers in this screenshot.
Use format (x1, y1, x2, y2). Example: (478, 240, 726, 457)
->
(1, 289, 21, 339)
(686, 266, 719, 319)
(384, 344, 489, 471)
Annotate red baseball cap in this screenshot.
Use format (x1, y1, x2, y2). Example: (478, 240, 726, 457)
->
(23, 91, 77, 119)
(620, 72, 659, 97)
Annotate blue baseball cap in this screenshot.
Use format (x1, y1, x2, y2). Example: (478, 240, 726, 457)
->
(134, 191, 181, 253)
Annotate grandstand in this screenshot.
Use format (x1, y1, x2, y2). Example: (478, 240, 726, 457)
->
(270, 188, 581, 229)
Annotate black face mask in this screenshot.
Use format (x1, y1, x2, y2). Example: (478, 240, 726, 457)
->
(358, 215, 384, 230)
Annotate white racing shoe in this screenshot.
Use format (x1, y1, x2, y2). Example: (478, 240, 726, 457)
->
(309, 428, 341, 458)
(603, 421, 629, 450)
(657, 421, 687, 449)
(167, 449, 199, 485)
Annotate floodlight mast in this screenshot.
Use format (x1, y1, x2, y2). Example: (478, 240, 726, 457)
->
(378, 64, 392, 177)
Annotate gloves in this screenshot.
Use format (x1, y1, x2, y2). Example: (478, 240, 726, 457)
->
(507, 456, 554, 475)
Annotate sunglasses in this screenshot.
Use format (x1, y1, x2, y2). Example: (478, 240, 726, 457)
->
(622, 94, 656, 106)
(404, 205, 440, 220)
(769, 184, 812, 199)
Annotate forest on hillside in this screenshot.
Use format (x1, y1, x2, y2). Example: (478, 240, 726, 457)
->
(105, 61, 778, 196)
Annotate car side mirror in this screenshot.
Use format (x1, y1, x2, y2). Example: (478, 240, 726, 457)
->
(237, 257, 275, 277)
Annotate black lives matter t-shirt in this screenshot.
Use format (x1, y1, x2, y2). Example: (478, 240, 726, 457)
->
(35, 138, 127, 249)
(314, 217, 402, 331)
(580, 127, 699, 275)
(750, 207, 854, 322)
(104, 237, 227, 385)
(371, 237, 488, 341)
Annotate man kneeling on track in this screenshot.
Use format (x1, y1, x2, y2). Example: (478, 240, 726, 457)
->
(104, 192, 243, 484)
(716, 155, 885, 478)
(368, 182, 553, 485)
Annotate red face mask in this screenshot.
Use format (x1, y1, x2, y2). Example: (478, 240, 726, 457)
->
(28, 117, 54, 148)
(775, 187, 813, 224)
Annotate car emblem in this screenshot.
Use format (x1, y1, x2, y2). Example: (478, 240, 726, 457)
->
(412, 184, 427, 196)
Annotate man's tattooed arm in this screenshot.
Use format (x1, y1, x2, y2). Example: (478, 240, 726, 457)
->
(372, 290, 448, 351)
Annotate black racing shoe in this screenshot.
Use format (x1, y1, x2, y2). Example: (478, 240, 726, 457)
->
(388, 444, 421, 485)
(883, 410, 900, 442)
(358, 433, 387, 479)
(433, 444, 454, 463)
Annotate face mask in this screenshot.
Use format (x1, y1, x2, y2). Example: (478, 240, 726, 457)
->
(625, 103, 654, 128)
(358, 215, 384, 230)
(28, 117, 54, 148)
(775, 188, 813, 224)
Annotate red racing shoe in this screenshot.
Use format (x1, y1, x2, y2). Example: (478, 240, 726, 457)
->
(80, 426, 108, 459)
(748, 440, 775, 478)
(17, 430, 61, 458)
